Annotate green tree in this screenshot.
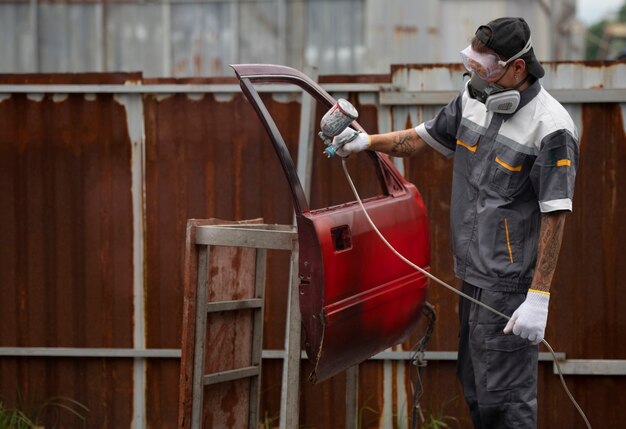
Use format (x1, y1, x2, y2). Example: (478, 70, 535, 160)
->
(585, 1, 626, 59)
(585, 20, 609, 59)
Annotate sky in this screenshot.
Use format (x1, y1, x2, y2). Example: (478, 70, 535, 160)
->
(577, 0, 625, 24)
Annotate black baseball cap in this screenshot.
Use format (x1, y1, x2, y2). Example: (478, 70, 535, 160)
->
(475, 17, 545, 79)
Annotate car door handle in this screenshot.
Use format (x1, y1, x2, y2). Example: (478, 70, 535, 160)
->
(331, 225, 352, 251)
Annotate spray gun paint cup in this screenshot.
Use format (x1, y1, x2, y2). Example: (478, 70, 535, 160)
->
(319, 99, 358, 157)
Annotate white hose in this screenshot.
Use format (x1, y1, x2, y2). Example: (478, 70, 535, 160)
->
(341, 158, 591, 429)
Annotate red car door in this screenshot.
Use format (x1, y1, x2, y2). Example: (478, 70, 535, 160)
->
(232, 64, 430, 382)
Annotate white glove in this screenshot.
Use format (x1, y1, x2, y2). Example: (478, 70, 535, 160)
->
(331, 129, 371, 158)
(503, 289, 550, 345)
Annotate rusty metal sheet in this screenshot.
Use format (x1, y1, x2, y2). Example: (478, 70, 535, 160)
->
(142, 88, 298, 344)
(143, 90, 298, 427)
(0, 91, 135, 426)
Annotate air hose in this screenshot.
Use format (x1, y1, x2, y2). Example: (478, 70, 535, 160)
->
(340, 158, 592, 429)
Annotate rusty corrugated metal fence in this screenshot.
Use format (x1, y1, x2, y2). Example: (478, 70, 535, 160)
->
(1, 62, 625, 428)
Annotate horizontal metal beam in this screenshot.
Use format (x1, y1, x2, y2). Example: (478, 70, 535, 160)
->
(0, 347, 181, 358)
(0, 347, 564, 362)
(206, 298, 263, 313)
(0, 348, 561, 362)
(0, 84, 236, 94)
(549, 88, 626, 103)
(203, 366, 259, 386)
(554, 359, 626, 376)
(1, 84, 625, 105)
(195, 225, 297, 250)
(5, 348, 625, 376)
(217, 224, 295, 232)
(380, 90, 457, 105)
(0, 83, 383, 94)
(380, 88, 626, 105)
(261, 349, 565, 362)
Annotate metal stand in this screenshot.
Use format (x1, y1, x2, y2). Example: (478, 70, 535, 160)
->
(178, 219, 300, 429)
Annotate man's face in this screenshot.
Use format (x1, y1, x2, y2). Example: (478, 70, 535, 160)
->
(485, 59, 525, 89)
(460, 44, 528, 89)
(460, 45, 505, 80)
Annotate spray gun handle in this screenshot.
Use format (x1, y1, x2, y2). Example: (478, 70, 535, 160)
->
(322, 129, 361, 158)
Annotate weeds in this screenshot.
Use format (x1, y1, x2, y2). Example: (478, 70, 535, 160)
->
(419, 397, 460, 429)
(0, 403, 39, 429)
(259, 411, 278, 429)
(0, 396, 89, 429)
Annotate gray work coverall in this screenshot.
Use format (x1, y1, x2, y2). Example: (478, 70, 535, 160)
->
(415, 79, 579, 428)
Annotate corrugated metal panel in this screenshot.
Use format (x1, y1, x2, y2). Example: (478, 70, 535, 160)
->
(0, 3, 36, 72)
(38, 3, 102, 72)
(0, 0, 584, 77)
(438, 0, 548, 61)
(142, 89, 299, 427)
(170, 2, 235, 77)
(0, 76, 138, 427)
(1, 62, 625, 427)
(364, 0, 439, 73)
(239, 1, 284, 66)
(305, 0, 365, 74)
(106, 4, 166, 77)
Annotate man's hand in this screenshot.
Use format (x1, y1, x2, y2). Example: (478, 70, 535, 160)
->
(503, 289, 550, 345)
(331, 129, 371, 158)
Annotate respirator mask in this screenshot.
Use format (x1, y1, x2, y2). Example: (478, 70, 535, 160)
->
(460, 38, 532, 114)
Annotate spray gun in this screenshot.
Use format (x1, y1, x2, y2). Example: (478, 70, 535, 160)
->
(319, 99, 359, 158)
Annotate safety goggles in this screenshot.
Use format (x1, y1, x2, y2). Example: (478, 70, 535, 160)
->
(459, 37, 533, 80)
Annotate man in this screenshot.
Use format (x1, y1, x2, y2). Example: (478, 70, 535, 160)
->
(332, 17, 579, 428)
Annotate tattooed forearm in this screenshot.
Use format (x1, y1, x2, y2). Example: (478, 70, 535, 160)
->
(390, 130, 420, 157)
(370, 128, 426, 157)
(532, 212, 567, 292)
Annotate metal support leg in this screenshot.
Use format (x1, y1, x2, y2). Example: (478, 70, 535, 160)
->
(346, 365, 359, 429)
(191, 246, 209, 429)
(279, 243, 301, 428)
(249, 248, 267, 428)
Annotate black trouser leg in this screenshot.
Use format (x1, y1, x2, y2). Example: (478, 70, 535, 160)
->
(456, 281, 538, 429)
(457, 281, 484, 427)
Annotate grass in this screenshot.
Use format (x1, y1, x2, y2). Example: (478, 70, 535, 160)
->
(0, 396, 89, 429)
(419, 397, 460, 429)
(0, 403, 39, 429)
